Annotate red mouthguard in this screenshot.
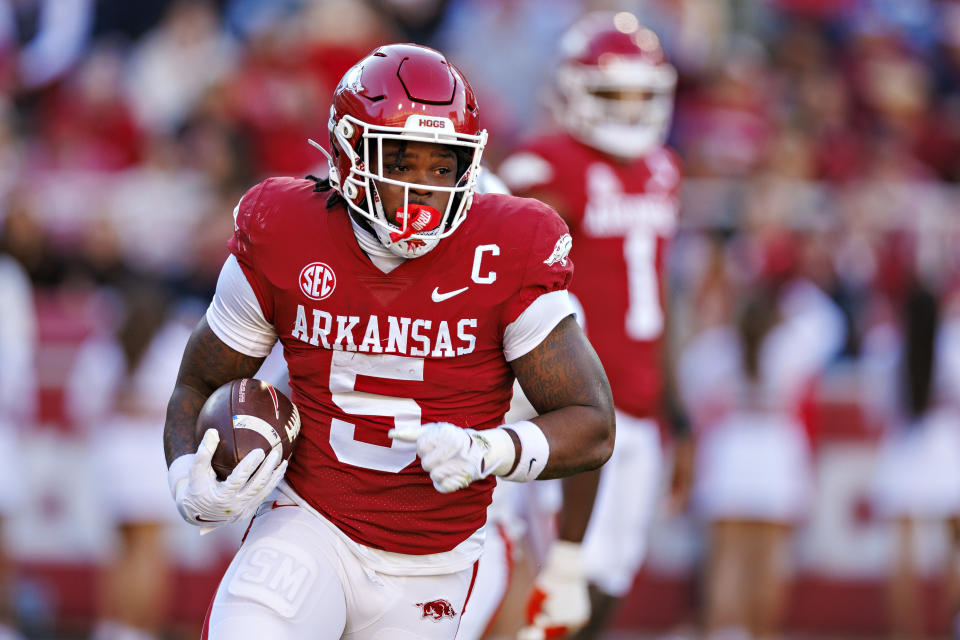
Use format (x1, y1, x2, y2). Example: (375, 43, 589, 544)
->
(389, 204, 442, 242)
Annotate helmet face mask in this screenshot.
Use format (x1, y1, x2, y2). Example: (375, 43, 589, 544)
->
(324, 45, 487, 259)
(554, 12, 677, 159)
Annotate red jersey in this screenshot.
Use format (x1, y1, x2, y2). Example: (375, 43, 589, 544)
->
(501, 134, 681, 418)
(230, 178, 572, 554)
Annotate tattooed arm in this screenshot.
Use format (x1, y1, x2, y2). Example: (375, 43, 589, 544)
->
(164, 317, 267, 467)
(512, 315, 614, 478)
(509, 314, 613, 546)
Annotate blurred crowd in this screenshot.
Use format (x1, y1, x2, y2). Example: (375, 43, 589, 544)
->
(2, 0, 960, 638)
(2, 0, 960, 348)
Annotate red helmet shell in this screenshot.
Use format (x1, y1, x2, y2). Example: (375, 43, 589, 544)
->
(329, 44, 480, 202)
(561, 12, 670, 68)
(555, 12, 677, 158)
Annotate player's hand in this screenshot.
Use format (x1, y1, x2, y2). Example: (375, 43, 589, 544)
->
(518, 541, 590, 640)
(168, 428, 287, 529)
(389, 422, 510, 493)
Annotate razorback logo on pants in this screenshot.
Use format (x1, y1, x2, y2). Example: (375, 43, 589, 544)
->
(416, 599, 456, 621)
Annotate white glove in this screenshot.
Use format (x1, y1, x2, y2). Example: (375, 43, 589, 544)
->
(389, 422, 515, 493)
(168, 428, 287, 529)
(518, 541, 590, 640)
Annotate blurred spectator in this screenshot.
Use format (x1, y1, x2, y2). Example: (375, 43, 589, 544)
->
(124, 0, 237, 135)
(170, 191, 237, 302)
(0, 0, 94, 91)
(29, 43, 143, 172)
(681, 275, 845, 640)
(672, 43, 774, 178)
(65, 289, 197, 640)
(104, 135, 216, 281)
(864, 280, 960, 639)
(225, 1, 389, 178)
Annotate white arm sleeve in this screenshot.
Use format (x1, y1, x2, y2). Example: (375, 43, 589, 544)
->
(206, 255, 278, 357)
(503, 290, 577, 362)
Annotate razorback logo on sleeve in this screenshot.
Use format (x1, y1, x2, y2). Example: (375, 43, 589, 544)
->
(543, 233, 572, 267)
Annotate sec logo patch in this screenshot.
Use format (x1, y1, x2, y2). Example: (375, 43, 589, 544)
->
(299, 262, 337, 301)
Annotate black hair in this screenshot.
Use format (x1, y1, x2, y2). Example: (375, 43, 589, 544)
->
(304, 174, 345, 209)
(737, 286, 780, 381)
(901, 280, 939, 420)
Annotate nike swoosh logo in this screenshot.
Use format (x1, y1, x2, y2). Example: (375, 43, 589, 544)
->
(431, 286, 469, 302)
(195, 516, 220, 523)
(528, 458, 537, 474)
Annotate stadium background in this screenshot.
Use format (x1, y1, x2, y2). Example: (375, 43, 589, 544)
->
(2, 0, 960, 638)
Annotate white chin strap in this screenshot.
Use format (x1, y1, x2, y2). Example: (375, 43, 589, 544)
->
(584, 122, 663, 159)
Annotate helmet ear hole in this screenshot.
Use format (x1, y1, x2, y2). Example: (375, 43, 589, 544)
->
(337, 119, 354, 140)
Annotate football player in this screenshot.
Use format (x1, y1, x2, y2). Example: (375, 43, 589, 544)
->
(498, 12, 693, 638)
(162, 44, 614, 640)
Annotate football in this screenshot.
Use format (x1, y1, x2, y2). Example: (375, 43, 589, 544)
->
(196, 378, 301, 480)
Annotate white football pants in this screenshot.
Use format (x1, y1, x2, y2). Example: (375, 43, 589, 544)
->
(582, 413, 663, 596)
(203, 498, 478, 639)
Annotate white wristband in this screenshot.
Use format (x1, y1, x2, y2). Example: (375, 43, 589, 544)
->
(501, 420, 549, 482)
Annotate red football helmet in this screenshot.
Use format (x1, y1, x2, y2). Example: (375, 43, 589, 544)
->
(555, 12, 676, 159)
(323, 44, 488, 258)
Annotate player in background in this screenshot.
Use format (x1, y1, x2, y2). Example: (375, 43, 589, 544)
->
(162, 44, 614, 639)
(498, 12, 694, 638)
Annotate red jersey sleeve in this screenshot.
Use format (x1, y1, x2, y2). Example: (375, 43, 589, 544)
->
(498, 137, 579, 216)
(499, 197, 574, 327)
(228, 179, 279, 324)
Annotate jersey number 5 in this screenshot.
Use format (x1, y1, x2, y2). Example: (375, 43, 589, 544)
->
(328, 350, 421, 472)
